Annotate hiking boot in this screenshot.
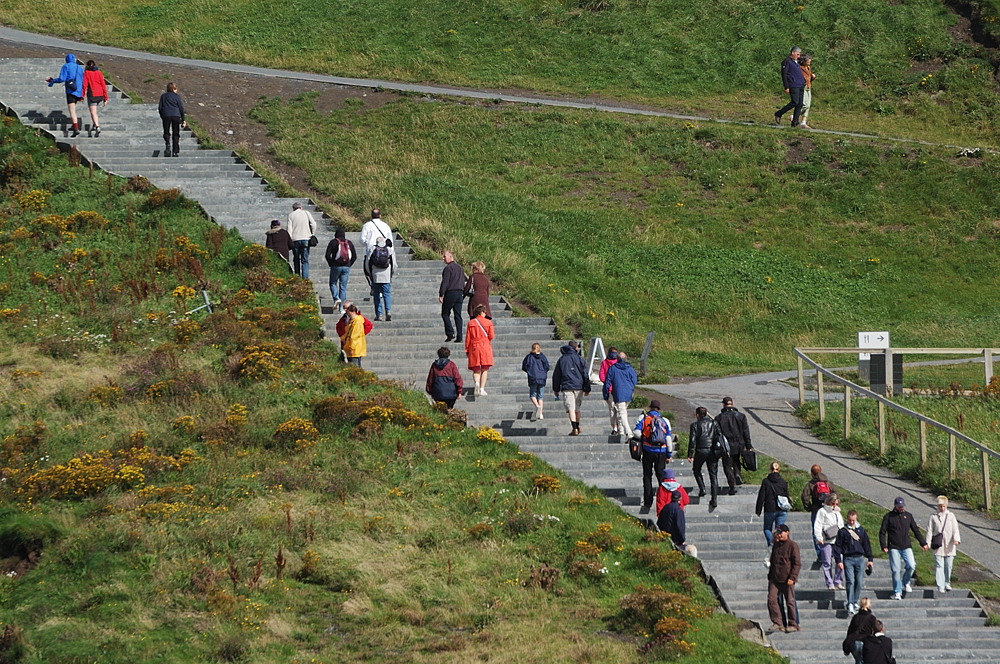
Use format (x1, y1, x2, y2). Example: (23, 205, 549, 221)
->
(568, 429, 579, 436)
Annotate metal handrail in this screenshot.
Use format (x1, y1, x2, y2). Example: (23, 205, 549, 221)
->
(794, 347, 998, 510)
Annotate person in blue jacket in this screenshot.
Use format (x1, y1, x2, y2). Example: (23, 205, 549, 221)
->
(45, 54, 86, 137)
(552, 340, 591, 436)
(602, 350, 638, 439)
(521, 343, 550, 421)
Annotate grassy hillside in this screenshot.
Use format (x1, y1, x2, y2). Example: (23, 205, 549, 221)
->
(247, 93, 1000, 377)
(2, 0, 1000, 144)
(0, 118, 786, 663)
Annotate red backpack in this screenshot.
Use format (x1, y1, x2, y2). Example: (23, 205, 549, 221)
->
(334, 239, 351, 266)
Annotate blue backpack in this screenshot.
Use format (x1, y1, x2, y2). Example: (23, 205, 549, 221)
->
(642, 413, 671, 450)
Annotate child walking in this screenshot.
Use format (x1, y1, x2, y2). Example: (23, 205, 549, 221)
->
(521, 343, 550, 420)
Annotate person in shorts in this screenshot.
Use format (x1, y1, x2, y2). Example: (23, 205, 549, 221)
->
(81, 60, 109, 137)
(521, 343, 550, 421)
(552, 340, 591, 436)
(45, 53, 85, 137)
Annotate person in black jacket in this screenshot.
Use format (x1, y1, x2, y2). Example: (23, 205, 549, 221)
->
(264, 219, 293, 264)
(157, 82, 186, 157)
(552, 341, 590, 436)
(718, 396, 753, 487)
(324, 227, 358, 313)
(438, 251, 466, 343)
(834, 509, 875, 614)
(657, 490, 686, 550)
(842, 597, 878, 664)
(755, 461, 789, 545)
(861, 620, 893, 664)
(879, 496, 928, 600)
(686, 407, 724, 508)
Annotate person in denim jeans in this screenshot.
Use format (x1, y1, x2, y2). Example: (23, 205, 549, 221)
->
(834, 510, 874, 615)
(286, 201, 316, 278)
(755, 461, 789, 546)
(325, 228, 357, 312)
(879, 496, 928, 600)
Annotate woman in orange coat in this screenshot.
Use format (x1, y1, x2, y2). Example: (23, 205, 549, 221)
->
(465, 303, 495, 396)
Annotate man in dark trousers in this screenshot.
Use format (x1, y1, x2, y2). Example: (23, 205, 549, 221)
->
(686, 407, 724, 508)
(718, 396, 753, 489)
(879, 496, 928, 600)
(774, 46, 805, 128)
(438, 251, 466, 343)
(767, 524, 801, 633)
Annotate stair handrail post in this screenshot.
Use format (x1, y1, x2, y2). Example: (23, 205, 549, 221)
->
(587, 337, 606, 382)
(640, 331, 655, 377)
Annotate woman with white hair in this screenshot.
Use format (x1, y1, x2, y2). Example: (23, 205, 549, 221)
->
(928, 495, 961, 592)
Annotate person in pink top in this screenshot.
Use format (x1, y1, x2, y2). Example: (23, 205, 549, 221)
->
(599, 347, 619, 433)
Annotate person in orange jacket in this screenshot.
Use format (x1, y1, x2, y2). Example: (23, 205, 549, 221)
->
(465, 304, 494, 396)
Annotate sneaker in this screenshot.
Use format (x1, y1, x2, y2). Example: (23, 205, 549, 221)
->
(836, 583, 846, 590)
(332, 299, 341, 311)
(385, 313, 391, 322)
(639, 503, 651, 514)
(904, 583, 912, 593)
(938, 587, 946, 593)
(373, 316, 382, 321)
(474, 386, 481, 397)
(71, 129, 80, 137)
(890, 593, 902, 600)
(479, 388, 488, 396)
(773, 113, 781, 126)
(847, 604, 857, 615)
(827, 585, 835, 591)
(94, 126, 101, 137)
(173, 152, 180, 157)
(568, 429, 579, 437)
(787, 625, 800, 632)
(767, 623, 784, 633)
(538, 412, 544, 420)
(764, 557, 771, 569)
(611, 429, 619, 435)
(945, 584, 952, 591)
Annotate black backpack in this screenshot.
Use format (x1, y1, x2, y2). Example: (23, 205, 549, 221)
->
(370, 245, 391, 269)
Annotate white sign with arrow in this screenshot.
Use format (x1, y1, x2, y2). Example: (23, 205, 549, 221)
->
(858, 331, 889, 361)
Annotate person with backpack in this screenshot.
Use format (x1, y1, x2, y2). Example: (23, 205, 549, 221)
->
(801, 464, 835, 560)
(465, 304, 495, 397)
(717, 396, 753, 486)
(325, 228, 357, 313)
(834, 509, 875, 615)
(928, 495, 961, 592)
(602, 351, 638, 441)
(367, 235, 395, 321)
(264, 219, 293, 264)
(552, 340, 591, 436)
(633, 400, 673, 512)
(46, 54, 85, 137)
(686, 407, 724, 509)
(655, 468, 689, 518)
(812, 493, 845, 590)
(359, 208, 392, 256)
(879, 496, 928, 600)
(80, 60, 108, 137)
(426, 346, 463, 408)
(657, 489, 687, 550)
(286, 201, 316, 279)
(521, 343, 550, 421)
(756, 461, 790, 545)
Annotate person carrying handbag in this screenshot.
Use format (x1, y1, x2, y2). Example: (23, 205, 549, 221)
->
(928, 495, 961, 592)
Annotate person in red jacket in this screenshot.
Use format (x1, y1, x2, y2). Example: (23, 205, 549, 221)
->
(426, 347, 464, 408)
(80, 60, 109, 137)
(655, 468, 690, 517)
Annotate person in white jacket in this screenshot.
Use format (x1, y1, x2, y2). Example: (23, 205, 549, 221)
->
(286, 201, 316, 278)
(813, 493, 845, 590)
(928, 495, 961, 592)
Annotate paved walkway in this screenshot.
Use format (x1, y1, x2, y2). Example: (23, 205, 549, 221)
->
(649, 371, 1000, 578)
(0, 26, 984, 152)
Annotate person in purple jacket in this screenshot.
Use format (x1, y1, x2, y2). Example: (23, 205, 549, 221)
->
(774, 46, 806, 128)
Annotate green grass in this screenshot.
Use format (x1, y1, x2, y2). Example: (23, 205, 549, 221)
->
(3, 0, 1000, 144)
(246, 93, 1000, 377)
(798, 394, 1000, 518)
(0, 118, 789, 663)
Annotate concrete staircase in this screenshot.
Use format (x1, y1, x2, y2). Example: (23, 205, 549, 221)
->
(3, 57, 998, 664)
(0, 58, 332, 248)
